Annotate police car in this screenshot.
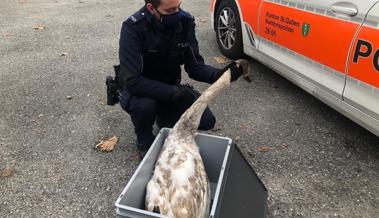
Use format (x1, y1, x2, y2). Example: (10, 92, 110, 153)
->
(210, 0, 379, 137)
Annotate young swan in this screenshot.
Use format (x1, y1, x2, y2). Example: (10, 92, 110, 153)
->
(145, 60, 251, 218)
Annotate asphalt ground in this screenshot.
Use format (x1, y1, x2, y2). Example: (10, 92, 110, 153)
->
(0, 0, 378, 217)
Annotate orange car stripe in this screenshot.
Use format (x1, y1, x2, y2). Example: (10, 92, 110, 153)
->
(214, 0, 379, 88)
(349, 26, 379, 88)
(259, 1, 359, 74)
(210, 0, 216, 12)
(239, 0, 263, 34)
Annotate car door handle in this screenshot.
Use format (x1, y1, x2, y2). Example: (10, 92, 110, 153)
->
(330, 2, 358, 17)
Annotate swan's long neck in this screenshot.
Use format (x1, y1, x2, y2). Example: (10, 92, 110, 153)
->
(170, 70, 231, 138)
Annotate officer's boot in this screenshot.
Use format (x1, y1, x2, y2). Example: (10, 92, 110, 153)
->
(124, 97, 158, 159)
(136, 132, 155, 159)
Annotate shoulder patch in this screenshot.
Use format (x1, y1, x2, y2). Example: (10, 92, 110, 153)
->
(127, 8, 146, 24)
(128, 15, 138, 23)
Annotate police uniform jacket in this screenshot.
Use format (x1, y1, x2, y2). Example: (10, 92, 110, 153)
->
(118, 6, 221, 101)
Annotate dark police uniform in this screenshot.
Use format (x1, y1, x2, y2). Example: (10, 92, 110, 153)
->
(118, 6, 223, 151)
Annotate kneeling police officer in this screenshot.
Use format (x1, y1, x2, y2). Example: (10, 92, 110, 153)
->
(111, 0, 244, 156)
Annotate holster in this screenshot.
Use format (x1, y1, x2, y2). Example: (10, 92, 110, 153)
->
(105, 65, 121, 106)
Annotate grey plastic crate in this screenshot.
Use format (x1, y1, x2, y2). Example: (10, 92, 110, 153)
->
(115, 128, 267, 218)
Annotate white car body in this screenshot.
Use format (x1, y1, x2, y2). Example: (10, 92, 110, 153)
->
(210, 0, 379, 137)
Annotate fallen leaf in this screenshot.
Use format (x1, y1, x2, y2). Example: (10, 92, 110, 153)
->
(66, 95, 73, 100)
(31, 117, 38, 123)
(0, 169, 13, 178)
(4, 33, 15, 37)
(234, 136, 241, 142)
(60, 52, 68, 56)
(240, 124, 247, 129)
(214, 56, 228, 64)
(38, 114, 43, 118)
(258, 145, 270, 152)
(32, 25, 45, 30)
(282, 144, 288, 148)
(95, 136, 118, 152)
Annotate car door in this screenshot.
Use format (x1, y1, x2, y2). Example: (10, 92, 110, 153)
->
(257, 0, 377, 100)
(344, 1, 379, 121)
(237, 0, 264, 48)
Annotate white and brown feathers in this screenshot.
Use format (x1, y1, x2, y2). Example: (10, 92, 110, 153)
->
(145, 60, 251, 218)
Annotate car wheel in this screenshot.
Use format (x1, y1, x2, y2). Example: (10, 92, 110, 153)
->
(215, 0, 244, 59)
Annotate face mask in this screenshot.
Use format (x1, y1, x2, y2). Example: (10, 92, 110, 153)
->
(155, 8, 182, 31)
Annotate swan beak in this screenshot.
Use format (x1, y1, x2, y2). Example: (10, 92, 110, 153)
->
(235, 59, 253, 83)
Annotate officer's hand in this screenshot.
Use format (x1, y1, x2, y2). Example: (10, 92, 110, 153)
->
(235, 59, 252, 82)
(219, 59, 251, 82)
(170, 85, 194, 102)
(228, 61, 243, 82)
(171, 85, 183, 100)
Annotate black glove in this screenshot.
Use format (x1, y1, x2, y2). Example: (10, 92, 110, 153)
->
(214, 61, 243, 82)
(226, 61, 243, 82)
(170, 84, 195, 102)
